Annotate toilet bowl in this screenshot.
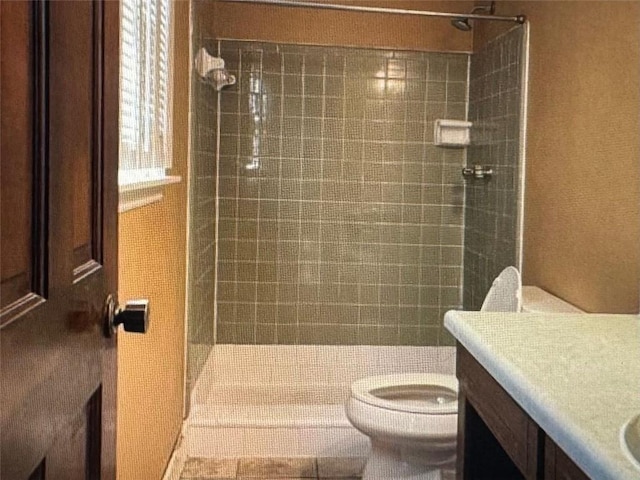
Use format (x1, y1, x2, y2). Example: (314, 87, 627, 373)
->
(346, 373, 459, 480)
(346, 266, 523, 480)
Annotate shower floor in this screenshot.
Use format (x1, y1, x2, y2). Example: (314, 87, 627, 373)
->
(186, 345, 455, 458)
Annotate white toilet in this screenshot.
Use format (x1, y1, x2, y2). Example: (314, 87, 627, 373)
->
(346, 373, 459, 479)
(345, 266, 523, 480)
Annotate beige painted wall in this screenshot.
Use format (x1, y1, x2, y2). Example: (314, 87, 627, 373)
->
(475, 2, 639, 313)
(203, 0, 474, 52)
(116, 1, 190, 478)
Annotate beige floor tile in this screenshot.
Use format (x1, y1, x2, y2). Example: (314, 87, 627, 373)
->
(316, 457, 365, 478)
(237, 457, 317, 478)
(181, 478, 236, 480)
(319, 477, 361, 480)
(181, 457, 238, 479)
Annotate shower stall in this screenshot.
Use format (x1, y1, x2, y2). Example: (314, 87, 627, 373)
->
(184, 0, 528, 458)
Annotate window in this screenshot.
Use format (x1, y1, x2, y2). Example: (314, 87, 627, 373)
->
(119, 0, 176, 203)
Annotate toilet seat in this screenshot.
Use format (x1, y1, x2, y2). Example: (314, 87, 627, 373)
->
(350, 373, 458, 415)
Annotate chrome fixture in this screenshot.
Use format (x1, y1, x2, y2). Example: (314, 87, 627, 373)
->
(195, 47, 236, 91)
(462, 165, 494, 179)
(103, 294, 150, 337)
(220, 0, 525, 25)
(451, 2, 496, 31)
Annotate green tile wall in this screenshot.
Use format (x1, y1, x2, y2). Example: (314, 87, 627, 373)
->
(184, 34, 218, 411)
(463, 27, 525, 310)
(215, 41, 469, 345)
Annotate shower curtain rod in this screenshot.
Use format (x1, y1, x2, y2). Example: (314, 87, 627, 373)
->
(220, 0, 526, 24)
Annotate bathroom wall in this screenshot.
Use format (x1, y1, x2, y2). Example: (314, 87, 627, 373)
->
(185, 0, 218, 415)
(202, 0, 474, 53)
(116, 1, 189, 478)
(215, 41, 468, 345)
(463, 26, 524, 310)
(474, 2, 640, 313)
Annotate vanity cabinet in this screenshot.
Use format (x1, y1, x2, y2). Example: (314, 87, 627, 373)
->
(456, 346, 589, 480)
(544, 437, 591, 480)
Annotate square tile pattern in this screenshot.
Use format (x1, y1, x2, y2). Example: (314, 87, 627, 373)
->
(214, 40, 469, 346)
(185, 33, 218, 411)
(180, 456, 366, 479)
(463, 27, 524, 310)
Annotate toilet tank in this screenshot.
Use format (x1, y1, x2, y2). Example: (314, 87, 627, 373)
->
(521, 286, 584, 313)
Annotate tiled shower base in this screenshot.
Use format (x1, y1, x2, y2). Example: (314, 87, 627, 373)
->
(184, 345, 456, 458)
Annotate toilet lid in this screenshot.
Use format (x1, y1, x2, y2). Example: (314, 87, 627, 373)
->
(351, 373, 458, 415)
(481, 266, 522, 312)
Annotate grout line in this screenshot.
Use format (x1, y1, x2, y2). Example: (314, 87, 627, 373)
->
(231, 47, 243, 341)
(294, 54, 306, 344)
(252, 48, 265, 344)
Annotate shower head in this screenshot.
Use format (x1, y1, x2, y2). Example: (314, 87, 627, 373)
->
(451, 2, 495, 31)
(451, 17, 472, 31)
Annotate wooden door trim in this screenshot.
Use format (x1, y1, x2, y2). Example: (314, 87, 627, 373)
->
(91, 0, 105, 267)
(99, 2, 120, 477)
(0, 292, 45, 328)
(87, 386, 103, 480)
(0, 0, 49, 327)
(71, 0, 107, 284)
(101, 0, 119, 290)
(32, 0, 49, 302)
(74, 260, 103, 285)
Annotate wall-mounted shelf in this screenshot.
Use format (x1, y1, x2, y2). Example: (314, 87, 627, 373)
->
(434, 119, 472, 147)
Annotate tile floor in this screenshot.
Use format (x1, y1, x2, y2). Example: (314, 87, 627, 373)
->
(179, 457, 366, 480)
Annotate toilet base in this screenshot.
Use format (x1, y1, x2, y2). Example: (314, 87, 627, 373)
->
(363, 440, 456, 480)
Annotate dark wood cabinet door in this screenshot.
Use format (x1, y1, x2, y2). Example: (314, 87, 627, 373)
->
(456, 347, 543, 480)
(1, 1, 119, 478)
(544, 437, 589, 480)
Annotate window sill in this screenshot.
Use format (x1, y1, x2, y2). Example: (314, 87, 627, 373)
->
(118, 175, 182, 213)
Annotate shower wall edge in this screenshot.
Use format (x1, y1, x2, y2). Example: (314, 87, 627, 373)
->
(458, 53, 472, 309)
(516, 22, 531, 274)
(212, 39, 223, 344)
(182, 0, 195, 419)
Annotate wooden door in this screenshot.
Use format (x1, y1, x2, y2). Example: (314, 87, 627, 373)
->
(1, 1, 120, 478)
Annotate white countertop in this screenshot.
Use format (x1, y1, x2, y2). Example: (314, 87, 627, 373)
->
(444, 311, 640, 480)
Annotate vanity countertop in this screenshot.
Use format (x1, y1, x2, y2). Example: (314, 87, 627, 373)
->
(444, 311, 640, 480)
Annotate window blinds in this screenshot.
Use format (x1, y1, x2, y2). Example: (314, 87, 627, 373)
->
(119, 0, 173, 173)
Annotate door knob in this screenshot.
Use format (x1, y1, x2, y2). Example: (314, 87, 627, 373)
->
(103, 294, 150, 337)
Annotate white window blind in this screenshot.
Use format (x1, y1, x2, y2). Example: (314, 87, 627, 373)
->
(119, 0, 173, 184)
